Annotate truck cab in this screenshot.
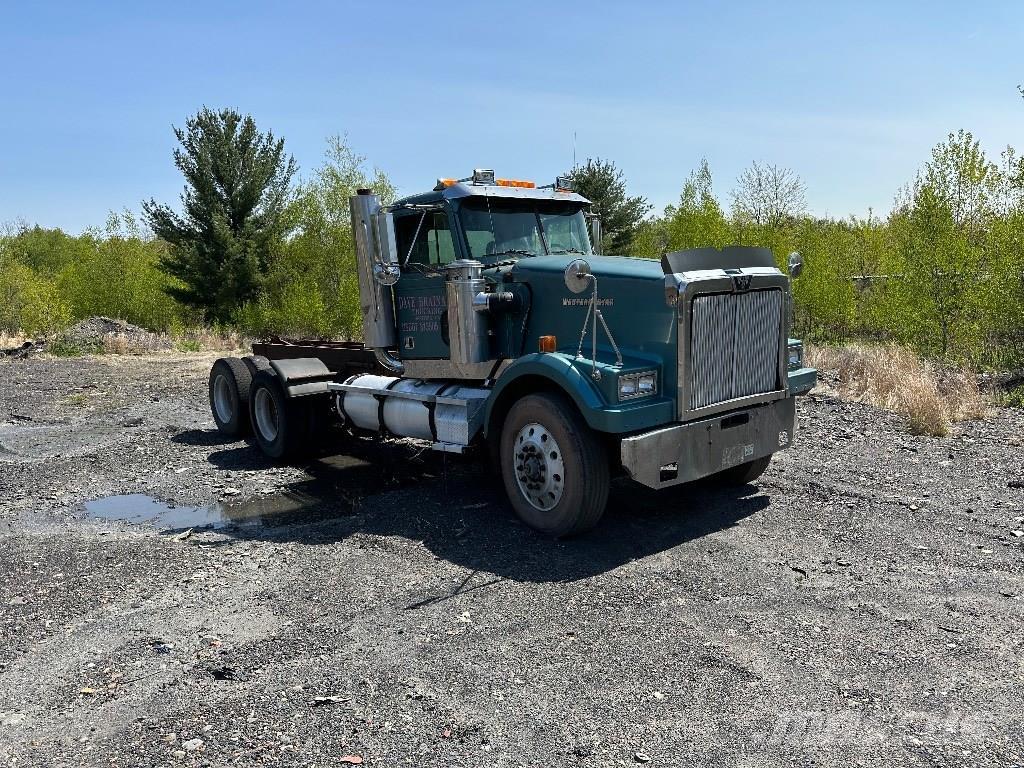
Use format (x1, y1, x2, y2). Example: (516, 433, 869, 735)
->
(207, 169, 817, 537)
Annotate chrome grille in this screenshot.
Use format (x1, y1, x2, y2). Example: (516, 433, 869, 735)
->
(689, 289, 783, 410)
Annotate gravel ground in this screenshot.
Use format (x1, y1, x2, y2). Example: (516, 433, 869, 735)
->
(0, 353, 1022, 767)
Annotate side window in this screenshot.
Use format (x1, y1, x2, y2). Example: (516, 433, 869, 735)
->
(395, 211, 457, 267)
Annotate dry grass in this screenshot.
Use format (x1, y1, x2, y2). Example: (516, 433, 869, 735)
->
(0, 331, 31, 349)
(98, 328, 245, 355)
(5, 322, 246, 357)
(172, 327, 247, 353)
(807, 344, 987, 437)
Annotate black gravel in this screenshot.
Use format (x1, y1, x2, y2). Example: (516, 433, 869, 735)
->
(1, 353, 1022, 767)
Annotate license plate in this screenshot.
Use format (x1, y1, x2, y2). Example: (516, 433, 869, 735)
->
(721, 443, 754, 468)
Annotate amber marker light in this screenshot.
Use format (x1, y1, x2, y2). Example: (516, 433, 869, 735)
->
(538, 335, 557, 353)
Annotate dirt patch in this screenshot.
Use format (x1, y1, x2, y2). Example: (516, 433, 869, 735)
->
(0, 353, 1022, 766)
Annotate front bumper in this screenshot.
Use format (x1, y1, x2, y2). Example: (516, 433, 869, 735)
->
(788, 366, 817, 396)
(619, 397, 796, 489)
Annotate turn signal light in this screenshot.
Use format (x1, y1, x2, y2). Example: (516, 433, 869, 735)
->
(496, 178, 536, 189)
(538, 335, 557, 353)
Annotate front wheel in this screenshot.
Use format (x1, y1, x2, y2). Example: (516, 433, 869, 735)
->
(499, 392, 609, 537)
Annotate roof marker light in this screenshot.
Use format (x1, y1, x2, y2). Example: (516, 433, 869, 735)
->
(496, 178, 536, 189)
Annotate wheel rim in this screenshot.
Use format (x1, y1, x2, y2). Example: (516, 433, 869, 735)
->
(213, 374, 233, 423)
(513, 422, 565, 511)
(253, 387, 279, 442)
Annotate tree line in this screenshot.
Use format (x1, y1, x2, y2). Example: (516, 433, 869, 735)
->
(1, 106, 1022, 369)
(621, 130, 1024, 368)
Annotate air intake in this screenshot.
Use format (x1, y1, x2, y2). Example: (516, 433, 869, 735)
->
(688, 289, 783, 410)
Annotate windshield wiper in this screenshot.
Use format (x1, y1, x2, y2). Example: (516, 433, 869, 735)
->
(550, 247, 588, 255)
(489, 248, 536, 258)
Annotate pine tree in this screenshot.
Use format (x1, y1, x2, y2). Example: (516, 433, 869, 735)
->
(143, 108, 296, 322)
(564, 158, 650, 253)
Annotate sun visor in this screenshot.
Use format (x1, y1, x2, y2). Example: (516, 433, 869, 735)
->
(661, 246, 777, 274)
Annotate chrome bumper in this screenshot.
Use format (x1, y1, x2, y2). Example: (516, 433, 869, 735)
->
(619, 397, 796, 489)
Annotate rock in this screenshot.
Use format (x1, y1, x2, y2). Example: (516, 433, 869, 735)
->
(312, 695, 346, 705)
(182, 738, 204, 752)
(634, 751, 652, 763)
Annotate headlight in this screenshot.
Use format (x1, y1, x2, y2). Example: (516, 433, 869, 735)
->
(787, 342, 803, 369)
(618, 371, 657, 401)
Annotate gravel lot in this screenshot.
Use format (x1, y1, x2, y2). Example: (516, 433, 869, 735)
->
(1, 353, 1022, 767)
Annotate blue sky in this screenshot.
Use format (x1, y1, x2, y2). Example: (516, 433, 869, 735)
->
(1, 1, 1021, 233)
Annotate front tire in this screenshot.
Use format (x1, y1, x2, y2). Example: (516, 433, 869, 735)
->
(499, 392, 609, 537)
(248, 370, 312, 460)
(209, 357, 252, 437)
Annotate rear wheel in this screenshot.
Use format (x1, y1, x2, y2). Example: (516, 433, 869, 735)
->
(242, 354, 272, 378)
(209, 357, 252, 437)
(499, 392, 609, 537)
(248, 370, 312, 460)
(715, 455, 772, 485)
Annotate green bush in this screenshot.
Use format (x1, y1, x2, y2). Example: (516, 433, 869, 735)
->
(999, 384, 1024, 408)
(0, 260, 72, 336)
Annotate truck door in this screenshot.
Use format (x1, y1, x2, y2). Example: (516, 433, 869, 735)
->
(392, 210, 458, 360)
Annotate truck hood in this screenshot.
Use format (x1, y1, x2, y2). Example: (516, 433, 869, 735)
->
(510, 254, 664, 283)
(508, 252, 676, 379)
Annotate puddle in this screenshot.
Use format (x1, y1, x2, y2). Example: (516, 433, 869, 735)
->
(82, 446, 438, 532)
(84, 491, 330, 531)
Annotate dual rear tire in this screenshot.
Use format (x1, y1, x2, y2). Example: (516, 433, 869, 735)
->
(208, 357, 317, 459)
(247, 370, 318, 459)
(209, 357, 252, 437)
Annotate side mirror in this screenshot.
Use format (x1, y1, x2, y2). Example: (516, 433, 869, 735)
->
(564, 258, 592, 293)
(787, 251, 803, 278)
(588, 214, 602, 255)
(374, 211, 400, 286)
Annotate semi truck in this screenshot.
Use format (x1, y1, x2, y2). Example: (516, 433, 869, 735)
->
(207, 169, 817, 536)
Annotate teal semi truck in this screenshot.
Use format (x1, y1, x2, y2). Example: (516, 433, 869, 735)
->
(207, 169, 817, 536)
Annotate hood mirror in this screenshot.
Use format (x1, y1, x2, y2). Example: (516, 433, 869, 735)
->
(564, 258, 592, 294)
(787, 251, 803, 278)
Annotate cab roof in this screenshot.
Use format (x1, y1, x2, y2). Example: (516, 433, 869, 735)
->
(392, 181, 591, 208)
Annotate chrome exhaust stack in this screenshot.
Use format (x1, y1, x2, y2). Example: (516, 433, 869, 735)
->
(350, 189, 403, 373)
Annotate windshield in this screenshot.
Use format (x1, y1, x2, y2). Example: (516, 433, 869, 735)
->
(459, 199, 592, 260)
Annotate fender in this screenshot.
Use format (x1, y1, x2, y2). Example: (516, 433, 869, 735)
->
(269, 357, 334, 397)
(485, 353, 675, 435)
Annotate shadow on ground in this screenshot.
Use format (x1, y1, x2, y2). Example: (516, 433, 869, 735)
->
(164, 428, 768, 584)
